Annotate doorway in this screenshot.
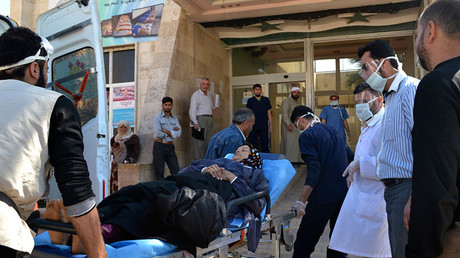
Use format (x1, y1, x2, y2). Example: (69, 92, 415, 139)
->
(268, 81, 306, 154)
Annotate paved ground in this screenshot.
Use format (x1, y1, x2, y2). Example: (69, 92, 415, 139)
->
(233, 166, 362, 258)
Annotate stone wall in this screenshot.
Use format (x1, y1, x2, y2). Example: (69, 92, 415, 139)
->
(10, 0, 49, 30)
(135, 0, 231, 176)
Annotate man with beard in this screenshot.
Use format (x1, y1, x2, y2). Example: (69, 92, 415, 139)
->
(0, 27, 107, 257)
(406, 1, 460, 257)
(153, 97, 181, 180)
(357, 39, 419, 258)
(280, 87, 302, 164)
(246, 84, 272, 153)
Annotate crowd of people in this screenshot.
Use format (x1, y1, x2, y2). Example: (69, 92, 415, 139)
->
(0, 1, 459, 257)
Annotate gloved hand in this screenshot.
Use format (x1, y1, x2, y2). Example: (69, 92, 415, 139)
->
(292, 201, 306, 218)
(342, 158, 360, 187)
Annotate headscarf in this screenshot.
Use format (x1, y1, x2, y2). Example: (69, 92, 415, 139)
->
(238, 143, 263, 169)
(114, 120, 134, 142)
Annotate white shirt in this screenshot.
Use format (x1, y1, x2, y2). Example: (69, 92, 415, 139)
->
(189, 89, 213, 125)
(329, 109, 391, 257)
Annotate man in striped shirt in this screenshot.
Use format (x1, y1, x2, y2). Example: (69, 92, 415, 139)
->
(189, 78, 215, 160)
(357, 39, 419, 258)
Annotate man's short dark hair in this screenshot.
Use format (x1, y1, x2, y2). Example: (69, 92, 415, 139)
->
(253, 84, 262, 90)
(353, 82, 383, 98)
(290, 106, 314, 123)
(357, 39, 398, 69)
(233, 108, 254, 125)
(420, 0, 460, 40)
(162, 96, 173, 104)
(0, 27, 46, 80)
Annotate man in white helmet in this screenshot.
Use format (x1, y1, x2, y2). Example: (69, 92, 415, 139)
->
(0, 27, 107, 257)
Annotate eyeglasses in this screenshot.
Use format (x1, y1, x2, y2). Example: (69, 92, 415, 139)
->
(358, 59, 381, 79)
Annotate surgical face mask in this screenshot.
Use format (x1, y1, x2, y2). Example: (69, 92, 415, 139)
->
(0, 36, 54, 71)
(356, 97, 378, 122)
(297, 112, 320, 133)
(360, 57, 398, 92)
(330, 100, 339, 106)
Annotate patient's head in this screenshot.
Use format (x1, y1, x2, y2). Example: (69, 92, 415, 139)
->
(232, 143, 262, 169)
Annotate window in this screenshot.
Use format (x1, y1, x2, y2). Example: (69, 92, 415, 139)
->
(104, 48, 135, 84)
(103, 47, 136, 134)
(52, 47, 98, 126)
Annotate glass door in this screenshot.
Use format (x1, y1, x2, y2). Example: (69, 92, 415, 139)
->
(268, 81, 306, 154)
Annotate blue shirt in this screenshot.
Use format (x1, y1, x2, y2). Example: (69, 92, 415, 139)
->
(377, 71, 419, 179)
(299, 123, 352, 205)
(320, 104, 349, 140)
(153, 112, 181, 141)
(205, 123, 245, 160)
(246, 96, 272, 130)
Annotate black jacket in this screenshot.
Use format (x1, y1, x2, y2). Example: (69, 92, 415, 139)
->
(406, 56, 460, 257)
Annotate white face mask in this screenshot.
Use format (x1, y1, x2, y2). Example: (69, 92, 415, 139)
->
(356, 97, 378, 122)
(330, 100, 339, 106)
(297, 112, 320, 133)
(364, 57, 398, 92)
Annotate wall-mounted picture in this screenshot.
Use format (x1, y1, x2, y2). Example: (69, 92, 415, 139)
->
(112, 13, 133, 37)
(131, 4, 163, 37)
(97, 0, 165, 46)
(101, 19, 113, 37)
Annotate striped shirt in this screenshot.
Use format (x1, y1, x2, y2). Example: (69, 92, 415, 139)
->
(189, 89, 213, 125)
(377, 71, 419, 179)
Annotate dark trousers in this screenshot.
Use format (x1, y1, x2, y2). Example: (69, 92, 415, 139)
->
(152, 142, 180, 180)
(0, 245, 17, 258)
(248, 129, 269, 153)
(293, 201, 347, 258)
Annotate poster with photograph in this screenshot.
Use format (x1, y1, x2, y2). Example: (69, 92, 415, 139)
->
(112, 85, 135, 127)
(98, 0, 164, 46)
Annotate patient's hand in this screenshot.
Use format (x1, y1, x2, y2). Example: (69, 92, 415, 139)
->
(203, 165, 236, 182)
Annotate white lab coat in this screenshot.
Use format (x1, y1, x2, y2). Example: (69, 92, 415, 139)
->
(329, 109, 391, 257)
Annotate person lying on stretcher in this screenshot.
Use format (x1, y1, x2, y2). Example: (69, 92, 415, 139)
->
(42, 143, 269, 254)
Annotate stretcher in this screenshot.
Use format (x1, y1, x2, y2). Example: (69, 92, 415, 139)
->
(29, 154, 297, 258)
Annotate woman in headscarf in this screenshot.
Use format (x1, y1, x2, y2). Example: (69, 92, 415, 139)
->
(110, 120, 140, 193)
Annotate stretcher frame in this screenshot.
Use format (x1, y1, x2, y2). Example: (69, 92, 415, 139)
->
(28, 190, 295, 258)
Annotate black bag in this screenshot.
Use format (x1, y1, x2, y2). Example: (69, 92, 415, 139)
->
(191, 127, 205, 140)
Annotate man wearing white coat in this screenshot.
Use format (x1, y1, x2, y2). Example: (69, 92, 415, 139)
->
(329, 82, 391, 257)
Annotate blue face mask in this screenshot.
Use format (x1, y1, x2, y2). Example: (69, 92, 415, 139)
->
(330, 100, 339, 106)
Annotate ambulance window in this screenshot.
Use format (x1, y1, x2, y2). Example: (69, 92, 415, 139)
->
(52, 47, 98, 126)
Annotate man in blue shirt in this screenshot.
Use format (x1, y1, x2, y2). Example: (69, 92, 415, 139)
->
(319, 91, 351, 143)
(246, 84, 272, 152)
(153, 97, 182, 180)
(358, 39, 419, 258)
(290, 106, 352, 258)
(205, 108, 255, 160)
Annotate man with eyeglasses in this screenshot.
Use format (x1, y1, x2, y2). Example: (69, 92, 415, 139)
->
(357, 39, 419, 258)
(0, 27, 107, 257)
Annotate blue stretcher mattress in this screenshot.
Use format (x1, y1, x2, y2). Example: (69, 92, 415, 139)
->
(33, 155, 296, 257)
